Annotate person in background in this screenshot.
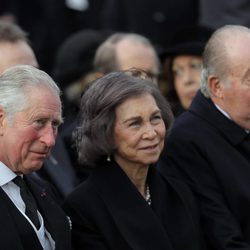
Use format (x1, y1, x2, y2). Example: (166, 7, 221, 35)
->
(94, 32, 161, 84)
(63, 70, 206, 250)
(0, 65, 71, 250)
(158, 25, 250, 249)
(52, 29, 108, 181)
(0, 20, 38, 73)
(53, 29, 108, 133)
(0, 20, 78, 202)
(160, 26, 212, 116)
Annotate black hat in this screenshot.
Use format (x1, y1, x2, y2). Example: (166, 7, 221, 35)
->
(160, 25, 213, 60)
(53, 29, 108, 89)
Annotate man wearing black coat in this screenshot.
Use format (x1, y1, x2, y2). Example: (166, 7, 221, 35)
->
(159, 24, 250, 249)
(0, 65, 71, 250)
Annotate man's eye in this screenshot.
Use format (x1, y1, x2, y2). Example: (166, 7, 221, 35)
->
(244, 78, 250, 86)
(52, 121, 60, 129)
(35, 119, 46, 126)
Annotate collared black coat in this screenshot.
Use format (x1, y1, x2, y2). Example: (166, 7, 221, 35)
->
(0, 175, 71, 250)
(63, 161, 205, 250)
(158, 90, 250, 249)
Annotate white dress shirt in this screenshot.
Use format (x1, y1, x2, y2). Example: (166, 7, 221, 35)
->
(0, 162, 55, 250)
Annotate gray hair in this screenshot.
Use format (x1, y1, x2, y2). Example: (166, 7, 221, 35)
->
(0, 65, 61, 121)
(201, 25, 250, 97)
(94, 32, 160, 74)
(0, 20, 28, 43)
(74, 71, 173, 167)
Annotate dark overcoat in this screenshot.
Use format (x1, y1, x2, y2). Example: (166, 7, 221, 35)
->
(159, 90, 250, 249)
(63, 161, 205, 250)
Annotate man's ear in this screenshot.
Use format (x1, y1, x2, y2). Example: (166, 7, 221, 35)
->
(94, 71, 104, 79)
(207, 75, 223, 98)
(0, 107, 7, 136)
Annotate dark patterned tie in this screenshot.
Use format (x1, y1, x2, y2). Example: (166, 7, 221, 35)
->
(13, 176, 40, 229)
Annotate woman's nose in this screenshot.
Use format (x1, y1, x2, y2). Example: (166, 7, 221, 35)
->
(142, 124, 157, 139)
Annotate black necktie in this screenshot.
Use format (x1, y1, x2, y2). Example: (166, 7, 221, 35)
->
(13, 176, 40, 229)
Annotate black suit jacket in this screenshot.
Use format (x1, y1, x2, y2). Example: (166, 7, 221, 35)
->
(63, 161, 205, 250)
(36, 134, 80, 202)
(158, 91, 250, 249)
(0, 175, 71, 250)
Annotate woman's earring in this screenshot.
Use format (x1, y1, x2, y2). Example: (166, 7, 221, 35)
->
(107, 155, 111, 162)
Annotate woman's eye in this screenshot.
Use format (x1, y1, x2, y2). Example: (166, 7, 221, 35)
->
(173, 68, 182, 77)
(151, 115, 162, 123)
(190, 62, 202, 70)
(129, 120, 140, 127)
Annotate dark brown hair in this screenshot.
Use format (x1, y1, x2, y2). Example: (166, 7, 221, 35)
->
(74, 71, 173, 167)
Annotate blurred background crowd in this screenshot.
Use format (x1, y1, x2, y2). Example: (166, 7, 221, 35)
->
(1, 0, 250, 110)
(1, 0, 250, 198)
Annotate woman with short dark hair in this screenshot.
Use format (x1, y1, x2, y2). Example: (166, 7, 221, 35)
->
(63, 71, 206, 250)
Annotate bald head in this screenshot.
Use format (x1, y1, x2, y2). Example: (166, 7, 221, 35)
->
(201, 25, 250, 97)
(94, 33, 160, 83)
(0, 21, 38, 74)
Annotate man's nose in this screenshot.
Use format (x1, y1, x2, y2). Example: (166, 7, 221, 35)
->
(40, 126, 56, 147)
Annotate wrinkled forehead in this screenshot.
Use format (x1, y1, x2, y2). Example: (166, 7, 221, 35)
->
(116, 41, 159, 73)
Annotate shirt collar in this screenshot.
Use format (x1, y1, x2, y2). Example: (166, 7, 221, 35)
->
(0, 161, 17, 186)
(214, 104, 231, 119)
(215, 104, 249, 134)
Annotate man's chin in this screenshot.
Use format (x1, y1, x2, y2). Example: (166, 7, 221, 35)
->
(22, 161, 44, 174)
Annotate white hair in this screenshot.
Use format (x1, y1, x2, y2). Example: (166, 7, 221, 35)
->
(0, 65, 61, 121)
(200, 25, 250, 97)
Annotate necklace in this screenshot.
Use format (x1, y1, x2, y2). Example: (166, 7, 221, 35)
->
(145, 185, 151, 206)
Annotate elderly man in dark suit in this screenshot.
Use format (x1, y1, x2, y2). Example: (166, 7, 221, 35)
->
(0, 65, 71, 250)
(159, 24, 250, 249)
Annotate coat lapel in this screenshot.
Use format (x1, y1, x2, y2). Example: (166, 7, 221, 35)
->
(190, 91, 247, 146)
(190, 91, 250, 162)
(151, 171, 203, 250)
(90, 162, 173, 250)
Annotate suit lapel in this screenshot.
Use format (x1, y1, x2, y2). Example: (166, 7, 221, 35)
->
(0, 188, 24, 250)
(24, 175, 71, 250)
(90, 162, 173, 250)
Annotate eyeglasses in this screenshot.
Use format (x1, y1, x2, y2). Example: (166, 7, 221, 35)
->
(122, 67, 159, 84)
